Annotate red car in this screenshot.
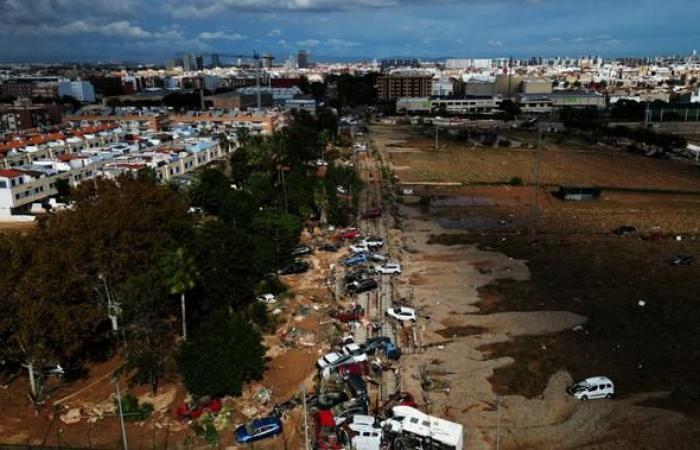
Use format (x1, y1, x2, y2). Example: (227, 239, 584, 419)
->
(314, 410, 342, 450)
(336, 361, 369, 377)
(340, 229, 361, 240)
(331, 305, 364, 323)
(362, 208, 382, 219)
(176, 397, 223, 421)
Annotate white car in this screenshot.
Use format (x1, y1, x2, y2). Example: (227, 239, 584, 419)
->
(368, 253, 388, 263)
(337, 186, 348, 194)
(363, 237, 384, 248)
(317, 352, 345, 370)
(316, 159, 329, 166)
(375, 262, 401, 275)
(350, 243, 370, 253)
(568, 376, 615, 400)
(342, 343, 368, 362)
(257, 293, 277, 304)
(385, 306, 416, 322)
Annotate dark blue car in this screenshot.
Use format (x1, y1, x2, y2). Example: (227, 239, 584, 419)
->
(234, 416, 283, 444)
(344, 253, 368, 266)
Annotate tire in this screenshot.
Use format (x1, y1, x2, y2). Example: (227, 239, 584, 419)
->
(581, 395, 588, 401)
(605, 394, 613, 399)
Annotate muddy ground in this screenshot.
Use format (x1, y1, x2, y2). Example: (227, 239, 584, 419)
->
(373, 122, 700, 449)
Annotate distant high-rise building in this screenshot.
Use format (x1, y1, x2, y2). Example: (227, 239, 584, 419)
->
(211, 53, 222, 68)
(262, 52, 274, 69)
(285, 56, 295, 71)
(183, 54, 195, 72)
(166, 57, 184, 70)
(182, 54, 204, 72)
(298, 50, 309, 69)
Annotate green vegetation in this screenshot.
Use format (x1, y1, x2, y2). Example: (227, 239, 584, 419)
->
(116, 394, 154, 422)
(0, 109, 356, 403)
(177, 312, 266, 397)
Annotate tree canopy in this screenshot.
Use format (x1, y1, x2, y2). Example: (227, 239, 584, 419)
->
(177, 312, 266, 397)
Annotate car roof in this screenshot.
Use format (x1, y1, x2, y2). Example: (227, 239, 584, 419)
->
(345, 343, 361, 350)
(582, 376, 613, 384)
(316, 410, 336, 426)
(253, 416, 280, 427)
(325, 352, 343, 361)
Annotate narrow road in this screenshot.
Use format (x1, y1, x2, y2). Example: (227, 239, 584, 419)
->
(351, 129, 399, 403)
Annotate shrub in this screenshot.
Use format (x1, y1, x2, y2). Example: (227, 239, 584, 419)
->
(115, 394, 154, 422)
(509, 177, 524, 186)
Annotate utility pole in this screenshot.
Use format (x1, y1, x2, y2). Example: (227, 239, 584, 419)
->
(299, 383, 309, 450)
(496, 396, 501, 450)
(114, 378, 129, 450)
(255, 58, 262, 110)
(531, 128, 542, 236)
(434, 123, 439, 150)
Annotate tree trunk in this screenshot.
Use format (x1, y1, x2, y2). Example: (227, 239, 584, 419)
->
(181, 292, 187, 340)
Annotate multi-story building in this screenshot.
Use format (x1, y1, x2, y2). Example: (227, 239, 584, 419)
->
(1, 80, 34, 98)
(298, 50, 309, 69)
(0, 99, 62, 132)
(376, 74, 433, 101)
(58, 80, 96, 103)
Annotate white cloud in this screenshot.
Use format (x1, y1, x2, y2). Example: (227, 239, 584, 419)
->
(488, 39, 503, 47)
(267, 29, 283, 37)
(326, 38, 359, 47)
(198, 31, 247, 40)
(167, 0, 410, 18)
(2, 20, 184, 41)
(297, 38, 321, 48)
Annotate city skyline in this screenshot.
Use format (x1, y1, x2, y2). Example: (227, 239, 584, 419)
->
(2, 0, 700, 63)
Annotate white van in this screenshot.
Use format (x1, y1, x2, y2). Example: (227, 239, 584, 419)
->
(351, 428, 382, 450)
(568, 376, 615, 400)
(381, 406, 463, 450)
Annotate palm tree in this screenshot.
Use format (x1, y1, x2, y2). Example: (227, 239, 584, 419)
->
(161, 247, 197, 340)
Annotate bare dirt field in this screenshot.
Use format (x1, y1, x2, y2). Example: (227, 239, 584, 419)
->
(377, 124, 700, 191)
(373, 123, 700, 449)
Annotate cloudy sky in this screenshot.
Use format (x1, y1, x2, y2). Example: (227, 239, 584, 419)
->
(1, 0, 699, 63)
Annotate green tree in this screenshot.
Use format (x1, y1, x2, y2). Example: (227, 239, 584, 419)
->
(177, 312, 266, 397)
(161, 247, 197, 340)
(189, 168, 232, 214)
(119, 269, 175, 393)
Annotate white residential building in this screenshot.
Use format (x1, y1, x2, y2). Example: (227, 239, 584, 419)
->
(58, 80, 96, 103)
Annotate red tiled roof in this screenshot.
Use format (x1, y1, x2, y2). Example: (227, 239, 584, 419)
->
(0, 169, 26, 178)
(0, 125, 118, 153)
